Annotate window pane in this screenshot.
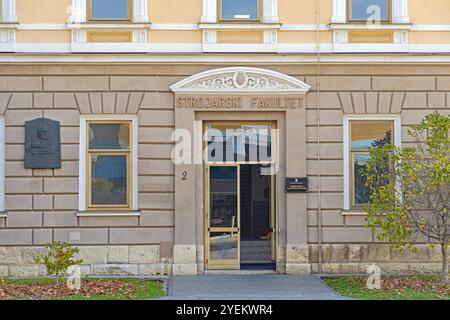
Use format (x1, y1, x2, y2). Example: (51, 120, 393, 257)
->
(89, 123, 130, 149)
(209, 232, 239, 260)
(210, 166, 238, 228)
(353, 153, 371, 205)
(91, 155, 127, 206)
(91, 0, 128, 19)
(351, 121, 392, 149)
(351, 0, 388, 20)
(207, 125, 272, 162)
(222, 0, 258, 19)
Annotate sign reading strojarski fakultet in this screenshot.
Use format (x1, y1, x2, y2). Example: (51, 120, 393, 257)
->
(176, 96, 242, 109)
(176, 96, 304, 110)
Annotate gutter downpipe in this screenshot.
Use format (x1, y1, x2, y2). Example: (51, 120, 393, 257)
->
(316, 0, 323, 275)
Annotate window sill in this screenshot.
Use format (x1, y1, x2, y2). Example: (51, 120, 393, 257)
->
(0, 213, 7, 218)
(76, 211, 141, 217)
(0, 23, 19, 29)
(67, 23, 151, 30)
(329, 23, 412, 30)
(199, 23, 281, 30)
(341, 210, 367, 216)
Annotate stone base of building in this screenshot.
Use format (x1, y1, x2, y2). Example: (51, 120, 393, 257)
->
(0, 245, 173, 277)
(0, 244, 446, 277)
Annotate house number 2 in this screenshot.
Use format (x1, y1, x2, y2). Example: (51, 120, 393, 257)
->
(182, 171, 188, 180)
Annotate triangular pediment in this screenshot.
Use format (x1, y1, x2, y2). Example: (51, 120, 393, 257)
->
(170, 67, 311, 95)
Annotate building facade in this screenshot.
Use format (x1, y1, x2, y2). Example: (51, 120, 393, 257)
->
(0, 0, 448, 277)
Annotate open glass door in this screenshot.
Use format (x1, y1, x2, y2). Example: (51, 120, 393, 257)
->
(205, 164, 240, 269)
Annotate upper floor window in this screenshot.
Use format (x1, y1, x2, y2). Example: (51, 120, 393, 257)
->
(220, 0, 260, 21)
(348, 0, 390, 22)
(89, 0, 131, 21)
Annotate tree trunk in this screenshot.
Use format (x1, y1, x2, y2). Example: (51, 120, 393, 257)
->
(441, 243, 449, 282)
(56, 272, 60, 286)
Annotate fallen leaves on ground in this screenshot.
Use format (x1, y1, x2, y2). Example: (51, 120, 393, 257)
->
(381, 276, 450, 295)
(0, 279, 137, 300)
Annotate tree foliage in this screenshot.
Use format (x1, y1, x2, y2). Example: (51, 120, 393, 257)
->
(364, 112, 450, 281)
(34, 242, 83, 286)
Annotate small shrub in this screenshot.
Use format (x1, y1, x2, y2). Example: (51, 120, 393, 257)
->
(34, 242, 83, 286)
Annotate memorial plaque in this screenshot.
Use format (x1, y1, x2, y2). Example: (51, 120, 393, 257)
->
(285, 177, 308, 193)
(25, 118, 61, 169)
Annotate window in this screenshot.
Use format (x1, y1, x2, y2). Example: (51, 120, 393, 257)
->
(220, 0, 260, 21)
(206, 124, 273, 163)
(348, 0, 390, 22)
(89, 0, 131, 21)
(85, 120, 134, 210)
(343, 116, 400, 210)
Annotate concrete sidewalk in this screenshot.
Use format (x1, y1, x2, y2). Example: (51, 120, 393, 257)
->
(159, 275, 347, 300)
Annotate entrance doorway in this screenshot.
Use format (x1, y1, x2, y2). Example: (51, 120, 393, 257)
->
(204, 122, 277, 270)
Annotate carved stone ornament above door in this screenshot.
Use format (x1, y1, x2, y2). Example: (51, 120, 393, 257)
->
(170, 67, 311, 95)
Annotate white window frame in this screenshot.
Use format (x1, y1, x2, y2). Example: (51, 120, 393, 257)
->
(332, 0, 409, 24)
(1, 0, 16, 23)
(343, 114, 401, 211)
(70, 0, 148, 23)
(0, 117, 4, 212)
(78, 115, 138, 212)
(202, 0, 278, 23)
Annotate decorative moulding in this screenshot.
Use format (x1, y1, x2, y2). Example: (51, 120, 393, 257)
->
(170, 67, 311, 95)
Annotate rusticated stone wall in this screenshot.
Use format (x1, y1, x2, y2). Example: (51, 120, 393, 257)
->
(0, 245, 172, 277)
(0, 64, 449, 276)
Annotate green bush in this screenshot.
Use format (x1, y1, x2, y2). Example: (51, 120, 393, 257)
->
(34, 242, 83, 286)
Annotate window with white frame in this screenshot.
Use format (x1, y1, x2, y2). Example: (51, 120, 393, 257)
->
(348, 0, 390, 22)
(220, 0, 260, 21)
(89, 0, 131, 21)
(79, 116, 138, 211)
(343, 116, 401, 210)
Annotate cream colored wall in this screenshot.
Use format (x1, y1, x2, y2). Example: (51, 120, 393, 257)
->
(11, 0, 450, 26)
(148, 30, 202, 43)
(16, 0, 71, 23)
(16, 31, 71, 43)
(409, 32, 450, 44)
(148, 0, 200, 23)
(409, 0, 450, 24)
(279, 31, 332, 44)
(8, 0, 450, 45)
(279, 0, 331, 24)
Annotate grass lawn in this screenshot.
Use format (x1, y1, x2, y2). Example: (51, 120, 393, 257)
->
(0, 277, 166, 300)
(323, 275, 450, 300)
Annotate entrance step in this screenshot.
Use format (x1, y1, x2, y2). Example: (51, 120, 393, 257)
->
(204, 269, 276, 275)
(240, 240, 272, 263)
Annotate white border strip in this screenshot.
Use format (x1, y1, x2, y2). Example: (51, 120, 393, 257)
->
(3, 53, 450, 64)
(151, 23, 199, 30)
(19, 23, 67, 30)
(281, 24, 329, 31)
(7, 42, 450, 54)
(76, 212, 141, 217)
(5, 23, 450, 32)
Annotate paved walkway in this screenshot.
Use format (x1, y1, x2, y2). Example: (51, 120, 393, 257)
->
(160, 275, 347, 300)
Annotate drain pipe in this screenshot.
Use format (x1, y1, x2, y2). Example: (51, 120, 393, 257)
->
(315, 0, 323, 275)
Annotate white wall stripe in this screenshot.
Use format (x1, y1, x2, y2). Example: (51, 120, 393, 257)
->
(151, 23, 199, 30)
(5, 22, 450, 32)
(3, 53, 450, 64)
